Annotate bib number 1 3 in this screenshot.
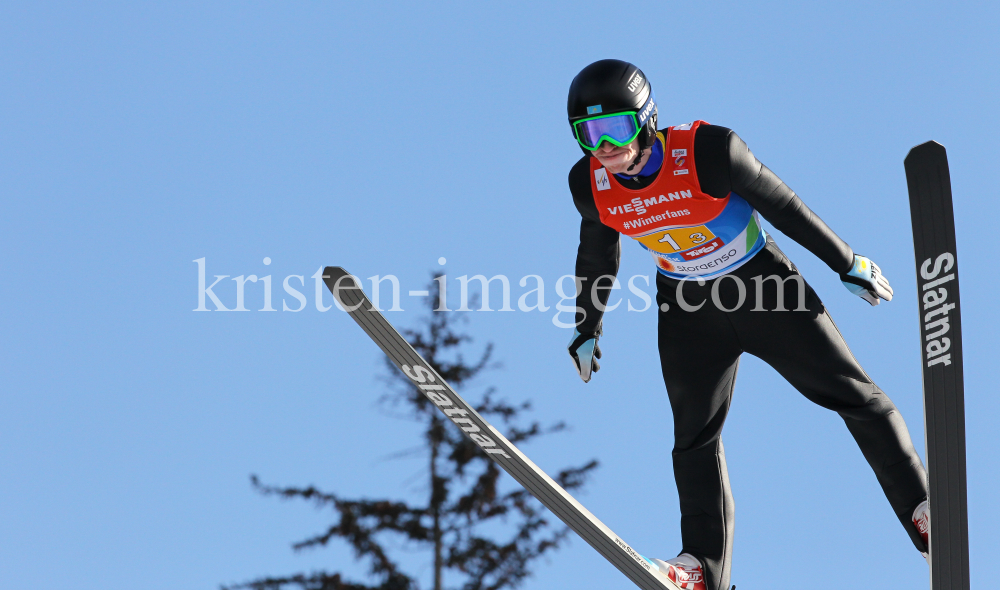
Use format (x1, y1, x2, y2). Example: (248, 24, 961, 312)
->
(658, 228, 710, 251)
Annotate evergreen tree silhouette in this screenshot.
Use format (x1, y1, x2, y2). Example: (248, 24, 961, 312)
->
(224, 277, 598, 590)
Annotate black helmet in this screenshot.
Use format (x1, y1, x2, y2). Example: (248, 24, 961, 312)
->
(567, 59, 657, 155)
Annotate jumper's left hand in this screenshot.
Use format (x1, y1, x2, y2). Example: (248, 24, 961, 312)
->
(840, 254, 893, 306)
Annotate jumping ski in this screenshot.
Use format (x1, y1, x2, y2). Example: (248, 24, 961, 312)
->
(322, 266, 679, 590)
(905, 141, 970, 590)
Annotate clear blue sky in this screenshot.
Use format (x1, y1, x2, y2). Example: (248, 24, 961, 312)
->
(2, 2, 997, 589)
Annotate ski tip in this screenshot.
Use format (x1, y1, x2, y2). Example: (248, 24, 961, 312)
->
(905, 140, 947, 163)
(321, 266, 360, 294)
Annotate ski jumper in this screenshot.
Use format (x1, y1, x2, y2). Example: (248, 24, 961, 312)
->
(569, 123, 929, 590)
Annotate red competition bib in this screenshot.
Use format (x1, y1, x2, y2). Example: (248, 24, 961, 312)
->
(589, 120, 766, 279)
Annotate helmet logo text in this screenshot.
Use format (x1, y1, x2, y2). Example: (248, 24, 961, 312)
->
(627, 72, 643, 92)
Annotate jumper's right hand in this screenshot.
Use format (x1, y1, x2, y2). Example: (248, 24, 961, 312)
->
(568, 329, 601, 383)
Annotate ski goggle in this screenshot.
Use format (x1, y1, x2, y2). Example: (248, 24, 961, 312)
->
(573, 112, 641, 151)
(572, 93, 656, 151)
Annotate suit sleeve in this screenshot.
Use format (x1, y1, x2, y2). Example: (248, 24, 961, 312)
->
(695, 125, 855, 274)
(569, 158, 620, 334)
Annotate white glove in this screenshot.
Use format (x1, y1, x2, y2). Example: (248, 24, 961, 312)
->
(840, 254, 893, 306)
(567, 329, 601, 383)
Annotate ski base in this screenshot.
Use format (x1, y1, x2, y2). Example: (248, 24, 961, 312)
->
(905, 141, 970, 590)
(322, 267, 678, 590)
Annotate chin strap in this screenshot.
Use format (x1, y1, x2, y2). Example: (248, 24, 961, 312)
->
(625, 145, 645, 174)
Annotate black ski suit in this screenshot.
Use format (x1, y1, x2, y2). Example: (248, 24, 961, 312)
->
(569, 125, 928, 590)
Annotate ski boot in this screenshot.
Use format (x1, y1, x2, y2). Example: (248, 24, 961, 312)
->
(913, 499, 930, 561)
(651, 553, 706, 590)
